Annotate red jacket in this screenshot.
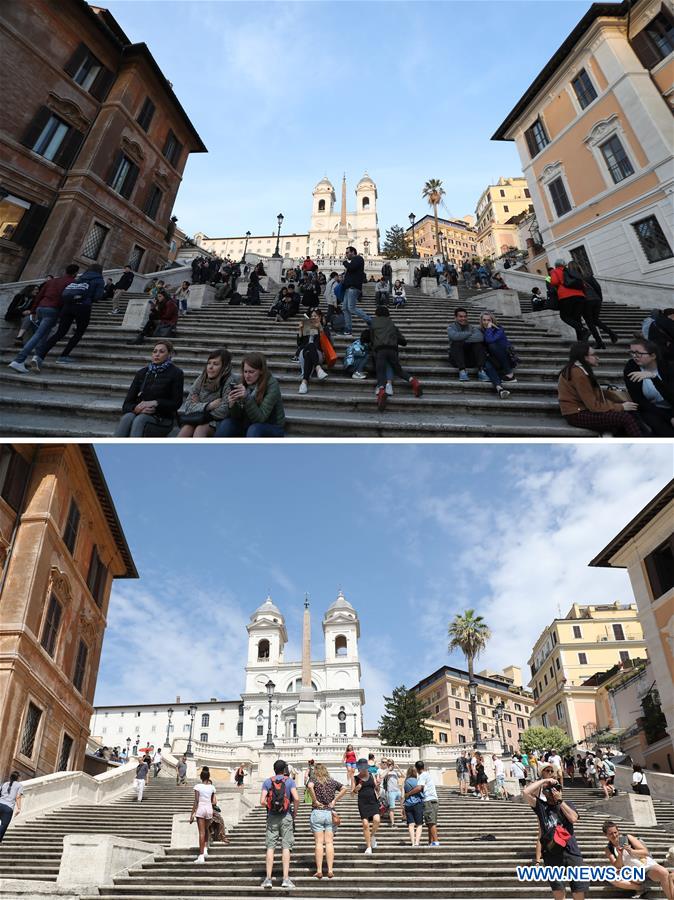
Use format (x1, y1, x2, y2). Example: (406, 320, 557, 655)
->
(156, 298, 178, 327)
(30, 274, 75, 313)
(550, 265, 585, 300)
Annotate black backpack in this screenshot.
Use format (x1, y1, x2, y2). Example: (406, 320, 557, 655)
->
(267, 776, 289, 814)
(562, 267, 584, 291)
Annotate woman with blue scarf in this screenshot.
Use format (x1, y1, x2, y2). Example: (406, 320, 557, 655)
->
(114, 340, 184, 437)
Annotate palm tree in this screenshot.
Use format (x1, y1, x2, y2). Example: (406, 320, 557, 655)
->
(422, 179, 446, 255)
(448, 609, 491, 747)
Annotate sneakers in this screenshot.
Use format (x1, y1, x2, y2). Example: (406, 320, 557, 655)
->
(281, 879, 295, 889)
(371, 838, 377, 849)
(298, 381, 308, 394)
(376, 388, 387, 411)
(477, 369, 490, 382)
(430, 841, 441, 847)
(364, 846, 373, 855)
(111, 309, 120, 315)
(410, 377, 422, 397)
(8, 361, 30, 374)
(458, 370, 469, 382)
(204, 847, 208, 857)
(30, 356, 42, 372)
(343, 332, 353, 337)
(351, 371, 367, 380)
(316, 366, 328, 380)
(497, 388, 511, 400)
(385, 382, 393, 396)
(261, 877, 273, 889)
(503, 375, 517, 383)
(194, 855, 205, 864)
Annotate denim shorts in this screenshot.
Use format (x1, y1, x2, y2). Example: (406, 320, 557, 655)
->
(405, 803, 424, 826)
(387, 790, 401, 808)
(310, 808, 333, 833)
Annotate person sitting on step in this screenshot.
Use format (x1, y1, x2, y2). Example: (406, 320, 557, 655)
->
(480, 312, 517, 400)
(448, 308, 489, 383)
(624, 337, 674, 436)
(133, 289, 178, 344)
(177, 347, 236, 438)
(603, 820, 674, 900)
(296, 309, 332, 395)
(214, 352, 285, 438)
(114, 340, 184, 437)
(392, 280, 407, 307)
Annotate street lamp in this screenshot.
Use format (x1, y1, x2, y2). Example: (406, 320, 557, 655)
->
(264, 680, 276, 749)
(133, 734, 140, 756)
(164, 707, 174, 749)
(408, 212, 419, 258)
(186, 704, 197, 757)
(272, 214, 284, 258)
(126, 736, 131, 761)
(274, 714, 278, 739)
(468, 682, 485, 750)
(352, 712, 357, 737)
(242, 230, 251, 262)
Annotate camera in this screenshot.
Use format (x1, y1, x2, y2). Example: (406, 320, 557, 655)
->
(544, 782, 562, 794)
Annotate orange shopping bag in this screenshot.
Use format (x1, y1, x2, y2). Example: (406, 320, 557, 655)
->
(319, 331, 337, 368)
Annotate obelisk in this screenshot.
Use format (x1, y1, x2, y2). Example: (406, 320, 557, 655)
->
(301, 594, 311, 689)
(337, 174, 348, 255)
(295, 594, 320, 738)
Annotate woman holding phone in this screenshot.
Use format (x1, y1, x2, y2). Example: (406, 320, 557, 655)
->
(214, 352, 285, 438)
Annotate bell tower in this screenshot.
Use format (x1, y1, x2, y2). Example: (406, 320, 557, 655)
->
(245, 596, 287, 693)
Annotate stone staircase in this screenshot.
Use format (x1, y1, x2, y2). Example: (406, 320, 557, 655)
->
(68, 783, 673, 900)
(0, 284, 648, 438)
(0, 776, 194, 882)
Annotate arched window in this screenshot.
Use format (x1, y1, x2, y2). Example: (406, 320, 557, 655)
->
(335, 635, 348, 656)
(257, 639, 270, 660)
(318, 199, 326, 212)
(201, 713, 209, 727)
(286, 678, 318, 692)
(362, 197, 370, 209)
(200, 733, 208, 743)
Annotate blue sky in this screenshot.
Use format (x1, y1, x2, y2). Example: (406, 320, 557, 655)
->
(103, 0, 591, 240)
(93, 442, 673, 726)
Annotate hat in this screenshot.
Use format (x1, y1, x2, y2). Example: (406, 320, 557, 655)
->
(356, 758, 368, 768)
(554, 258, 565, 267)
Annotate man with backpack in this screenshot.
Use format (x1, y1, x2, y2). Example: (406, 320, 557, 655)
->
(455, 751, 470, 796)
(549, 258, 596, 342)
(260, 759, 299, 890)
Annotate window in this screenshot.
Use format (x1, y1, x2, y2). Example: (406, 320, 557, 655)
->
(236, 721, 243, 736)
(73, 640, 88, 693)
(0, 447, 30, 512)
(503, 205, 509, 212)
(318, 199, 325, 211)
(524, 188, 531, 198)
(257, 640, 270, 660)
(335, 635, 347, 656)
(549, 177, 572, 216)
(435, 704, 440, 714)
(499, 189, 505, 197)
(201, 713, 210, 727)
(87, 546, 107, 607)
(555, 702, 564, 720)
(632, 216, 674, 263)
(73, 52, 101, 91)
(619, 650, 630, 663)
(555, 658, 561, 671)
(458, 734, 466, 744)
(644, 535, 674, 598)
(200, 733, 208, 742)
(544, 674, 548, 686)
(129, 245, 144, 271)
(256, 725, 264, 736)
(162, 130, 183, 168)
(613, 623, 625, 641)
(41, 594, 62, 657)
(455, 717, 464, 727)
(362, 197, 370, 208)
(20, 702, 42, 758)
(571, 69, 597, 109)
(109, 155, 139, 199)
(524, 118, 550, 158)
(455, 701, 461, 709)
(137, 97, 156, 132)
(144, 185, 163, 220)
(0, 193, 30, 240)
(339, 721, 346, 734)
(63, 500, 80, 553)
(600, 135, 634, 184)
(578, 652, 588, 665)
(82, 222, 109, 260)
(541, 712, 549, 728)
(507, 729, 512, 738)
(517, 717, 525, 729)
(572, 625, 582, 639)
(183, 723, 190, 732)
(57, 733, 74, 771)
(32, 114, 69, 162)
(570, 245, 592, 277)
(285, 241, 291, 250)
(632, 10, 674, 68)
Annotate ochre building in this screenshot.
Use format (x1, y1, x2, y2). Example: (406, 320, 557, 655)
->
(474, 177, 534, 260)
(0, 444, 136, 778)
(404, 215, 478, 265)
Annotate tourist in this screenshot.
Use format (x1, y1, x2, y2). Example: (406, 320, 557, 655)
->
(0, 772, 23, 842)
(530, 286, 547, 311)
(469, 751, 479, 796)
(475, 754, 489, 801)
(490, 272, 508, 290)
(260, 759, 299, 890)
(375, 277, 390, 306)
(603, 820, 674, 899)
(563, 753, 575, 783)
(523, 774, 588, 900)
(341, 245, 367, 336)
(175, 281, 191, 316)
(581, 271, 618, 347)
(586, 755, 598, 788)
(34, 263, 105, 364)
(558, 342, 643, 436)
(392, 280, 407, 307)
(6, 284, 40, 346)
(624, 337, 674, 436)
(493, 754, 507, 799)
(456, 751, 470, 796)
(343, 329, 371, 380)
(401, 764, 423, 846)
(381, 260, 392, 287)
(214, 352, 285, 437)
(177, 348, 236, 437)
(367, 754, 380, 782)
(177, 755, 187, 786)
(268, 287, 289, 321)
(643, 308, 674, 362)
(448, 307, 489, 382)
(548, 749, 563, 784)
(549, 258, 600, 342)
(597, 756, 616, 799)
(382, 759, 403, 826)
(531, 763, 555, 865)
(234, 765, 246, 788)
(462, 260, 473, 287)
(407, 761, 440, 846)
(632, 764, 650, 795)
(111, 265, 134, 314)
(324, 271, 340, 308)
(480, 312, 517, 399)
(343, 744, 357, 790)
(114, 340, 184, 437)
(133, 289, 178, 344)
(152, 748, 162, 779)
(134, 755, 150, 802)
(8, 266, 79, 374)
(510, 755, 527, 789)
(189, 766, 217, 864)
(297, 309, 332, 394)
(307, 763, 347, 879)
(353, 758, 381, 855)
(359, 305, 422, 410)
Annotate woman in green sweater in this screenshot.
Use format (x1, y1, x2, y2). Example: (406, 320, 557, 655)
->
(214, 352, 285, 437)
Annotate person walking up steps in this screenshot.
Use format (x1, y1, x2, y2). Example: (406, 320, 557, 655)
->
(176, 755, 187, 785)
(189, 766, 217, 864)
(360, 305, 422, 410)
(134, 755, 150, 802)
(343, 745, 357, 790)
(353, 758, 381, 855)
(152, 748, 162, 779)
(415, 760, 440, 846)
(456, 751, 470, 796)
(307, 763, 348, 879)
(0, 772, 23, 842)
(402, 765, 424, 847)
(383, 759, 403, 826)
(260, 759, 299, 890)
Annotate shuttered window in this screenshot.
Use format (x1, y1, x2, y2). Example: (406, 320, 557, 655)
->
(63, 42, 114, 100)
(571, 69, 597, 109)
(73, 641, 88, 693)
(137, 97, 156, 132)
(0, 446, 30, 512)
(631, 7, 674, 68)
(162, 130, 183, 167)
(548, 177, 572, 217)
(144, 185, 163, 220)
(41, 594, 62, 657)
(87, 546, 107, 607)
(63, 499, 80, 554)
(524, 118, 549, 158)
(108, 153, 139, 200)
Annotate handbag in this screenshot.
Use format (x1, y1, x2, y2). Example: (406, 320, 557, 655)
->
(331, 811, 341, 827)
(153, 323, 176, 338)
(319, 331, 338, 368)
(177, 404, 211, 427)
(506, 344, 520, 367)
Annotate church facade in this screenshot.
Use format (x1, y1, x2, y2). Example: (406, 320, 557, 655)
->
(193, 173, 380, 261)
(90, 592, 365, 750)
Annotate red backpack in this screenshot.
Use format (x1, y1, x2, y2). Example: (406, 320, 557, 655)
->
(266, 776, 289, 814)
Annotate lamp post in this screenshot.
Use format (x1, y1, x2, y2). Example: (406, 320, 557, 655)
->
(164, 707, 174, 749)
(272, 214, 284, 258)
(408, 213, 419, 258)
(264, 680, 276, 749)
(133, 734, 140, 756)
(242, 230, 251, 262)
(274, 714, 278, 739)
(352, 712, 357, 737)
(468, 681, 485, 750)
(126, 737, 131, 761)
(186, 704, 197, 757)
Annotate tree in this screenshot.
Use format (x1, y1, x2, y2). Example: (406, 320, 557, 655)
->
(378, 685, 433, 747)
(422, 178, 446, 254)
(519, 725, 573, 756)
(448, 610, 491, 744)
(381, 225, 411, 259)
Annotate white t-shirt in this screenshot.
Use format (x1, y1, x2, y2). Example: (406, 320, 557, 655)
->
(632, 771, 648, 787)
(510, 760, 525, 779)
(153, 752, 162, 765)
(417, 771, 438, 802)
(494, 759, 505, 778)
(549, 754, 562, 769)
(0, 781, 23, 811)
(194, 783, 215, 805)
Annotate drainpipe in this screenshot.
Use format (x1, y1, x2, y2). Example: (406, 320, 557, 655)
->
(0, 445, 39, 600)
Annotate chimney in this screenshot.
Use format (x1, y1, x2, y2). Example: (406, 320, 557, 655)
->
(175, 695, 181, 704)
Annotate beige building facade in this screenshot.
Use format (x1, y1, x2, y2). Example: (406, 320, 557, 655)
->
(590, 479, 674, 771)
(404, 215, 478, 264)
(528, 602, 648, 745)
(492, 0, 674, 282)
(411, 664, 534, 750)
(474, 177, 534, 259)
